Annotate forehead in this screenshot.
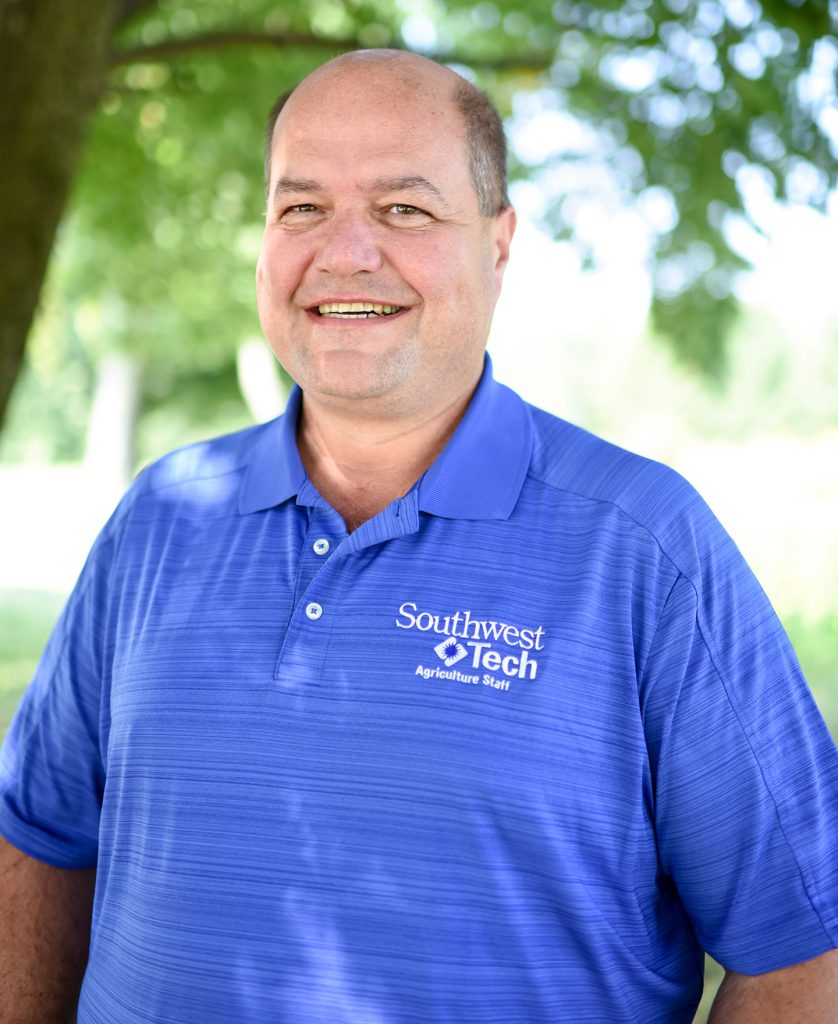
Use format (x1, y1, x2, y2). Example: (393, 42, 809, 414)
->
(278, 59, 459, 131)
(269, 65, 473, 194)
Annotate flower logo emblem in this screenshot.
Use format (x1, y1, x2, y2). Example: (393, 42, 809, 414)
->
(434, 637, 468, 667)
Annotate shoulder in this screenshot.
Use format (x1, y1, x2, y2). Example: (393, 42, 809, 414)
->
(523, 402, 737, 590)
(135, 420, 272, 499)
(96, 419, 279, 548)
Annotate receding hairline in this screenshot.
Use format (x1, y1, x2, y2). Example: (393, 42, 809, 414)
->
(264, 50, 510, 215)
(292, 49, 463, 95)
(271, 50, 467, 143)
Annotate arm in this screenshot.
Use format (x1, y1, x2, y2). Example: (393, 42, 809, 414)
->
(0, 835, 95, 1024)
(708, 948, 838, 1024)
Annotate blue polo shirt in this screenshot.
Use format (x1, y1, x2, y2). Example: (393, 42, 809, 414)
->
(2, 358, 837, 1023)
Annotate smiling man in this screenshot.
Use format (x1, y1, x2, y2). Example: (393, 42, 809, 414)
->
(1, 49, 837, 1024)
(256, 52, 515, 531)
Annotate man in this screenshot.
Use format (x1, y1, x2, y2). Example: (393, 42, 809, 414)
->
(1, 49, 837, 1024)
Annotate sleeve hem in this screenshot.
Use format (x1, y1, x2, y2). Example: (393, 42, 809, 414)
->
(0, 811, 98, 870)
(713, 936, 838, 977)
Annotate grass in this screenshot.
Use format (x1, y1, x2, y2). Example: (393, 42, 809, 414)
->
(0, 591, 833, 1020)
(786, 613, 838, 738)
(0, 589, 65, 738)
(694, 957, 725, 1023)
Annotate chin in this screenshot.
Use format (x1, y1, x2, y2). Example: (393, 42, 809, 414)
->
(316, 378, 398, 404)
(302, 349, 413, 399)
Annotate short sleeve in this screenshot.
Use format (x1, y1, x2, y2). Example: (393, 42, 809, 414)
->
(641, 564, 838, 974)
(0, 529, 114, 868)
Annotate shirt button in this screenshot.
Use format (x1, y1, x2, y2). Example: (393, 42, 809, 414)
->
(305, 602, 323, 621)
(313, 538, 330, 556)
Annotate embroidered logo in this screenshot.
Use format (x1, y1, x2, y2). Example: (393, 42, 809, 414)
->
(397, 601, 546, 694)
(434, 637, 468, 667)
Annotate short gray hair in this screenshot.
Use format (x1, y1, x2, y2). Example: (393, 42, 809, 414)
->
(451, 76, 509, 215)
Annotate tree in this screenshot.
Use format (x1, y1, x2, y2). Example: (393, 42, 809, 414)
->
(0, 0, 113, 433)
(0, 0, 835, 434)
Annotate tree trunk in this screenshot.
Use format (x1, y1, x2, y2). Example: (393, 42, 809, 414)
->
(0, 0, 114, 432)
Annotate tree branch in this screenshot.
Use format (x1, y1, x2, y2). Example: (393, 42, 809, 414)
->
(111, 0, 160, 30)
(109, 29, 552, 74)
(110, 30, 369, 67)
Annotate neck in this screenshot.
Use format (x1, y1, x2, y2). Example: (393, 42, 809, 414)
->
(297, 387, 477, 532)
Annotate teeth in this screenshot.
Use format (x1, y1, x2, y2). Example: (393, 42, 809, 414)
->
(317, 302, 401, 318)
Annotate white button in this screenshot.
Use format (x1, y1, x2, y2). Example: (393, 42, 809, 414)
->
(305, 602, 323, 621)
(313, 538, 330, 556)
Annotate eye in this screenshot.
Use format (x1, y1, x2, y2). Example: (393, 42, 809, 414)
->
(389, 204, 426, 216)
(277, 203, 321, 222)
(382, 203, 434, 225)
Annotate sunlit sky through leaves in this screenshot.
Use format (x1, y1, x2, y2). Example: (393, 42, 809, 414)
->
(396, 1, 838, 335)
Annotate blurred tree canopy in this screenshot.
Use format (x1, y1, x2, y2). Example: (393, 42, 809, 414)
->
(1, 0, 836, 437)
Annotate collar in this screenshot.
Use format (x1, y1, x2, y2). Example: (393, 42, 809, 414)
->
(238, 387, 306, 514)
(417, 355, 532, 520)
(238, 355, 533, 521)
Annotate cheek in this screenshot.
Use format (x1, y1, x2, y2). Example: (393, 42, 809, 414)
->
(255, 246, 293, 336)
(430, 253, 494, 322)
(394, 242, 474, 310)
(256, 245, 276, 295)
(432, 235, 494, 299)
(254, 259, 274, 323)
(258, 235, 308, 294)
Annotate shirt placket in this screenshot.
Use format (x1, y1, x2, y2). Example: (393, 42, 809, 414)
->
(274, 491, 420, 691)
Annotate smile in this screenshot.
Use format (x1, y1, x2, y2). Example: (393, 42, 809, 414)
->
(316, 302, 403, 318)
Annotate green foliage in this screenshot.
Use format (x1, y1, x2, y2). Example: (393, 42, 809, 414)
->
(694, 956, 725, 1023)
(33, 2, 360, 458)
(435, 0, 836, 372)
(106, 0, 838, 379)
(69, 47, 281, 375)
(786, 612, 838, 733)
(136, 359, 253, 465)
(3, 0, 835, 458)
(0, 285, 94, 461)
(0, 590, 65, 740)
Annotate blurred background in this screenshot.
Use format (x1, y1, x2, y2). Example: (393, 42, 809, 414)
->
(1, 1, 836, 1018)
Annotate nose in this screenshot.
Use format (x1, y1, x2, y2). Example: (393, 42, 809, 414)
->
(313, 209, 384, 277)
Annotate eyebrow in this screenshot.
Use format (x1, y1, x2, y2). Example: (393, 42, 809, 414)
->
(368, 175, 449, 209)
(271, 174, 450, 210)
(271, 176, 321, 205)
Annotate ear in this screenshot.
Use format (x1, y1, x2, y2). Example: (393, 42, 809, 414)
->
(491, 206, 516, 298)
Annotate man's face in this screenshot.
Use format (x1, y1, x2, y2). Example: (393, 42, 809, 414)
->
(256, 59, 515, 420)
